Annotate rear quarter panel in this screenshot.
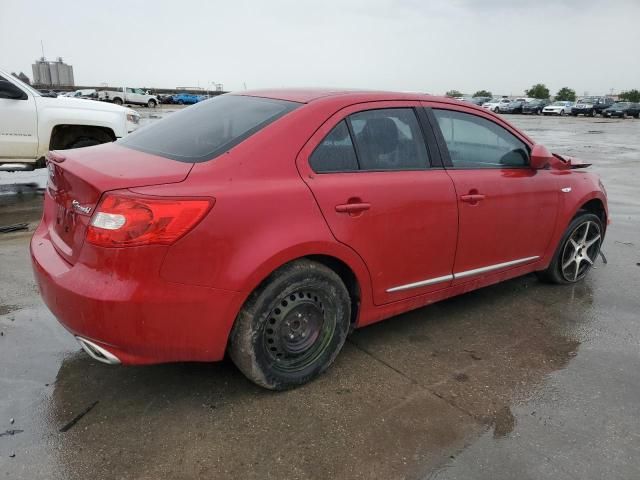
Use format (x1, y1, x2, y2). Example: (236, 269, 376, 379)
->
(149, 102, 375, 320)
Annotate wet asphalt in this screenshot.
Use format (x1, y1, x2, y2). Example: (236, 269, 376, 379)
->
(1, 115, 639, 479)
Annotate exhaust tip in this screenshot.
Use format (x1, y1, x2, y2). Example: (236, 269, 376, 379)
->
(76, 337, 121, 365)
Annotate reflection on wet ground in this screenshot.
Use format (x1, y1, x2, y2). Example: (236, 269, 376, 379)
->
(1, 116, 639, 479)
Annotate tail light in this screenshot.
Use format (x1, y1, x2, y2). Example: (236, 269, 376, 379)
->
(86, 192, 213, 247)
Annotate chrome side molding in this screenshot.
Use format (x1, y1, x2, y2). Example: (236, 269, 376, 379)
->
(386, 256, 540, 293)
(452, 256, 540, 279)
(386, 274, 453, 292)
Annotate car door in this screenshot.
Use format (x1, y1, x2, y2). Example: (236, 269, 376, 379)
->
(425, 104, 559, 284)
(0, 74, 38, 160)
(297, 102, 458, 305)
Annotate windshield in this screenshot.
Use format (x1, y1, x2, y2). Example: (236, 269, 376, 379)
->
(119, 94, 300, 162)
(551, 101, 568, 106)
(579, 97, 597, 104)
(610, 102, 631, 108)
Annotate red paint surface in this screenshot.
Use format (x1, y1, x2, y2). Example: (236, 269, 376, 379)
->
(31, 90, 608, 364)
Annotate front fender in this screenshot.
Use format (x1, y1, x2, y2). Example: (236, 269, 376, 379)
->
(538, 174, 607, 268)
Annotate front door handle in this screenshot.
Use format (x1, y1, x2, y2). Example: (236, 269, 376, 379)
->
(460, 194, 486, 203)
(335, 202, 371, 214)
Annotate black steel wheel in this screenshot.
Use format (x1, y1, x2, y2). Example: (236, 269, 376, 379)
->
(537, 213, 603, 284)
(229, 259, 351, 390)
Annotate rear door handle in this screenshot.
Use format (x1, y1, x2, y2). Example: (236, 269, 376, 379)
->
(335, 202, 371, 214)
(460, 194, 486, 203)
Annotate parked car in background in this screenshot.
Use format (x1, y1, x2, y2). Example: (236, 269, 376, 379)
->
(38, 89, 58, 98)
(542, 101, 574, 116)
(172, 93, 206, 105)
(158, 94, 175, 104)
(58, 89, 97, 99)
(522, 99, 550, 115)
(482, 97, 511, 112)
(571, 97, 614, 117)
(499, 99, 528, 114)
(32, 89, 607, 390)
(602, 102, 640, 118)
(470, 96, 492, 106)
(98, 87, 158, 107)
(0, 67, 139, 170)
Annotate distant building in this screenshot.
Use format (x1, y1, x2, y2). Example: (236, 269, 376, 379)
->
(32, 57, 74, 86)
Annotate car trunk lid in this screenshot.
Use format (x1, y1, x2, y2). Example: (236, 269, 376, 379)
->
(45, 143, 193, 264)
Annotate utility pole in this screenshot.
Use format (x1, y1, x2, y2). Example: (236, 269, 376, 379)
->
(40, 40, 45, 59)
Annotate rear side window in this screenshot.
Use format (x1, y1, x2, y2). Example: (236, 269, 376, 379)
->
(309, 108, 429, 173)
(433, 109, 529, 168)
(309, 121, 358, 173)
(350, 109, 429, 171)
(119, 95, 300, 162)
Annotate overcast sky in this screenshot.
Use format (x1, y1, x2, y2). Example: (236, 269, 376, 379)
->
(1, 0, 639, 96)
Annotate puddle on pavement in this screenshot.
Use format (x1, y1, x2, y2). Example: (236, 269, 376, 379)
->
(23, 274, 588, 480)
(0, 304, 20, 316)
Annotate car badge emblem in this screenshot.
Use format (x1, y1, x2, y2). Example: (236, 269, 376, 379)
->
(72, 200, 92, 215)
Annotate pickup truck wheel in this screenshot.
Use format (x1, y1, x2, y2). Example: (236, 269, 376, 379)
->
(560, 110, 565, 116)
(147, 99, 157, 108)
(536, 213, 603, 284)
(68, 137, 102, 149)
(228, 259, 351, 390)
(113, 98, 123, 106)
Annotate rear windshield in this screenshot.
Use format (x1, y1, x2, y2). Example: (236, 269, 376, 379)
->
(119, 95, 300, 162)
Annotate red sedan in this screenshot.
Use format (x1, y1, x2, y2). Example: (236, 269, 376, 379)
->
(31, 90, 607, 389)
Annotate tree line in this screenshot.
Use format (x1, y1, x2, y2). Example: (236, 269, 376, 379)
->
(445, 85, 640, 103)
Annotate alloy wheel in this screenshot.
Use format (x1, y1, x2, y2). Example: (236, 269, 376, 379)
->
(560, 220, 602, 282)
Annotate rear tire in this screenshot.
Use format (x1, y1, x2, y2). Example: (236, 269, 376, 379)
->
(113, 97, 123, 106)
(536, 213, 603, 284)
(228, 260, 351, 390)
(147, 99, 157, 108)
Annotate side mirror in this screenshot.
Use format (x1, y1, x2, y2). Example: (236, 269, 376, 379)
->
(0, 80, 27, 100)
(530, 144, 553, 169)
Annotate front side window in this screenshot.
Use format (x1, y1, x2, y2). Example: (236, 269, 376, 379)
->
(433, 109, 529, 168)
(119, 94, 299, 162)
(349, 108, 429, 171)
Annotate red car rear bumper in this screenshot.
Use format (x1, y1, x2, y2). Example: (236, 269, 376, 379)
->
(30, 222, 243, 365)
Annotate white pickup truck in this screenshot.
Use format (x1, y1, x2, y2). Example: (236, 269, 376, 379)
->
(98, 87, 158, 108)
(0, 68, 140, 170)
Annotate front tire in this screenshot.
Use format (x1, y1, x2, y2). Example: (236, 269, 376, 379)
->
(229, 260, 351, 390)
(113, 97, 123, 106)
(537, 213, 603, 284)
(147, 99, 157, 108)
